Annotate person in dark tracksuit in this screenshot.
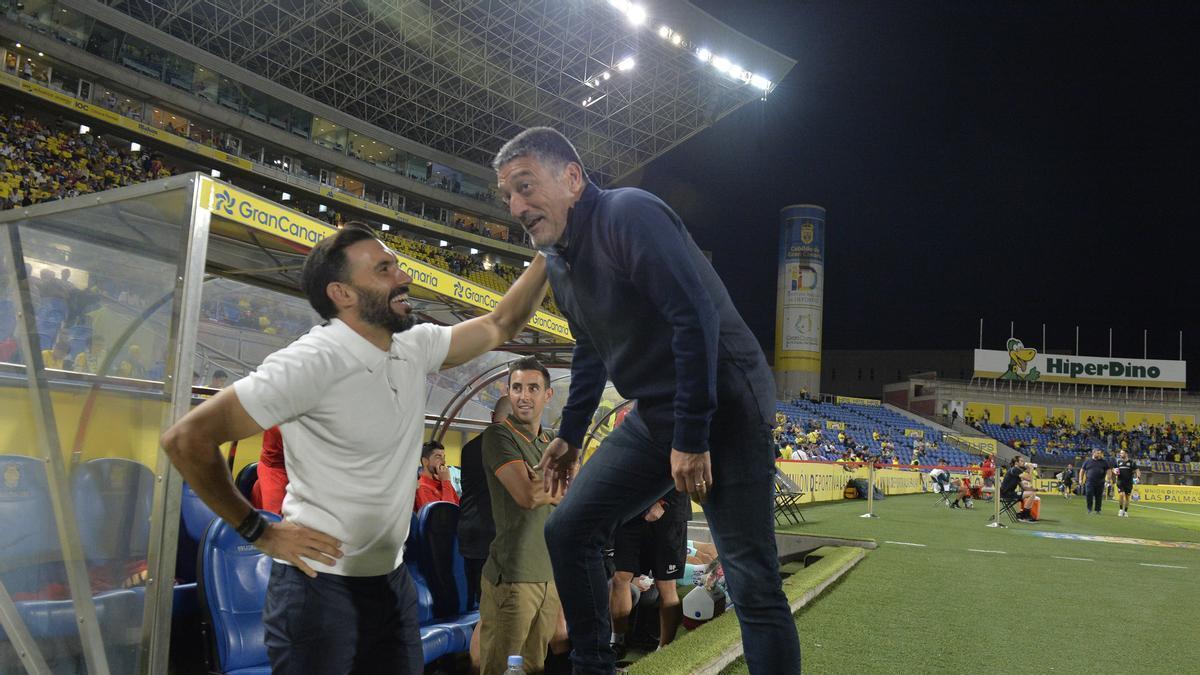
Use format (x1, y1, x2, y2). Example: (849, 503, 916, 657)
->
(1079, 449, 1113, 514)
(491, 127, 800, 675)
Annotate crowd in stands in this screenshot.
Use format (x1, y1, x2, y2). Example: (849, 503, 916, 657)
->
(199, 294, 313, 338)
(774, 398, 978, 468)
(382, 231, 563, 315)
(974, 413, 1200, 466)
(0, 106, 172, 210)
(0, 263, 169, 379)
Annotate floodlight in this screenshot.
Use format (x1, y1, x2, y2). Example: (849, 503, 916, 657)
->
(750, 74, 773, 91)
(616, 57, 636, 72)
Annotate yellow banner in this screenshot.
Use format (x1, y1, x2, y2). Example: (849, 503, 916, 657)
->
(0, 70, 531, 257)
(1130, 483, 1200, 505)
(946, 434, 997, 456)
(775, 462, 926, 503)
(903, 428, 924, 439)
(825, 420, 846, 431)
(835, 396, 881, 406)
(198, 178, 572, 340)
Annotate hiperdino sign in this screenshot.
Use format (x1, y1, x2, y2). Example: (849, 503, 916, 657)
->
(973, 339, 1185, 389)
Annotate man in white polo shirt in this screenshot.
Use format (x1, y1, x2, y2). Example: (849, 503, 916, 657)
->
(161, 222, 549, 673)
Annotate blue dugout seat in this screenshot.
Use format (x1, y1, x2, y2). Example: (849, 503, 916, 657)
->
(197, 510, 281, 675)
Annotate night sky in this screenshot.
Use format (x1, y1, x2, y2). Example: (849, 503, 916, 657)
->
(633, 1, 1200, 373)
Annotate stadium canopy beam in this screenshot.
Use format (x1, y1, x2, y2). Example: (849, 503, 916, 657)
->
(94, 0, 796, 186)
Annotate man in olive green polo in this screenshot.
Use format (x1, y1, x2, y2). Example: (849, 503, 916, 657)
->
(480, 357, 562, 674)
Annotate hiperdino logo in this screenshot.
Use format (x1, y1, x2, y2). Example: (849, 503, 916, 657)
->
(1045, 358, 1163, 380)
(210, 187, 327, 245)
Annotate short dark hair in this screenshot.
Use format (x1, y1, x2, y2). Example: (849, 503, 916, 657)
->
(421, 440, 445, 461)
(301, 221, 377, 320)
(508, 356, 551, 388)
(212, 369, 228, 380)
(492, 127, 587, 177)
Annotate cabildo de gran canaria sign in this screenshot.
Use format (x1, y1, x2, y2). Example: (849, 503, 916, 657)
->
(973, 339, 1185, 389)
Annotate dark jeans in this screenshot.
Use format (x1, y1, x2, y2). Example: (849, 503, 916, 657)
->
(263, 562, 423, 674)
(1085, 482, 1105, 512)
(545, 410, 800, 675)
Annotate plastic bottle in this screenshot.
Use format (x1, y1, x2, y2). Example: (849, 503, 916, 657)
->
(504, 655, 525, 674)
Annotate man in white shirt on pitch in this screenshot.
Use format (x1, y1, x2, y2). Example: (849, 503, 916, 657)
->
(161, 222, 549, 673)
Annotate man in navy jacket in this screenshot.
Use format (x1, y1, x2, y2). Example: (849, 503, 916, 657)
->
(493, 127, 799, 674)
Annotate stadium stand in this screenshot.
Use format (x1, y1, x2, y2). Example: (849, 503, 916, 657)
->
(0, 100, 563, 351)
(775, 398, 980, 467)
(976, 417, 1199, 465)
(0, 107, 171, 209)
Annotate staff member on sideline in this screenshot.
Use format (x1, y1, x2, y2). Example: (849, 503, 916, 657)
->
(1113, 450, 1140, 517)
(492, 127, 800, 674)
(160, 222, 549, 674)
(1079, 449, 1113, 515)
(479, 357, 560, 674)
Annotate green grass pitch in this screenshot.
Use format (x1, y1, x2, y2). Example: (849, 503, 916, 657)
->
(717, 493, 1200, 674)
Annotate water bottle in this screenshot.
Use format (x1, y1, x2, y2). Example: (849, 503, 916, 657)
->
(504, 655, 525, 673)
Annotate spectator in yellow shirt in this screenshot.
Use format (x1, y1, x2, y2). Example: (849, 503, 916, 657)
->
(41, 338, 72, 370)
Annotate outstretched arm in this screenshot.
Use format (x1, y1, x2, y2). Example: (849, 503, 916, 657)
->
(443, 254, 548, 367)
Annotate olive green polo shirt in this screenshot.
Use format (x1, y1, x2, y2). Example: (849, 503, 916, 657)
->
(481, 415, 554, 584)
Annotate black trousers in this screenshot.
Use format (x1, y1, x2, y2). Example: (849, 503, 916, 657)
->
(1085, 482, 1105, 512)
(263, 562, 423, 674)
(463, 556, 486, 610)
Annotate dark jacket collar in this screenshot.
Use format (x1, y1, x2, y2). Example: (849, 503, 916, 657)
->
(548, 182, 601, 259)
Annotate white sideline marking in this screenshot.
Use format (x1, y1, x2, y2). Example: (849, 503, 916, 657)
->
(967, 548, 1007, 554)
(1131, 504, 1200, 517)
(884, 541, 926, 547)
(1052, 556, 1094, 562)
(1139, 563, 1187, 569)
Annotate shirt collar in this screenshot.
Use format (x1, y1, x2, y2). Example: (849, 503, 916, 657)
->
(328, 318, 390, 373)
(544, 182, 600, 259)
(505, 414, 547, 443)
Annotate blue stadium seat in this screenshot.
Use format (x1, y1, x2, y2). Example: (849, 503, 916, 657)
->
(234, 462, 258, 504)
(0, 299, 14, 340)
(66, 324, 92, 358)
(411, 502, 478, 662)
(175, 482, 219, 620)
(72, 458, 155, 567)
(0, 455, 140, 660)
(197, 510, 281, 675)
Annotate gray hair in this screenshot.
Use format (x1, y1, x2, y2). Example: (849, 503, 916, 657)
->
(492, 126, 587, 178)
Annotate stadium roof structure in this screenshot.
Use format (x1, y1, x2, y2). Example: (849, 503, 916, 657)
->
(99, 0, 797, 185)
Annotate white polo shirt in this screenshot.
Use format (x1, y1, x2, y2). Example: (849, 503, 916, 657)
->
(234, 318, 451, 577)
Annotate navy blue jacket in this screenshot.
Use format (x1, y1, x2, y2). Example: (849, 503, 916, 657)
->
(547, 183, 774, 454)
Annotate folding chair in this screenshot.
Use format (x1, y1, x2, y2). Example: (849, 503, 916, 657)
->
(932, 486, 954, 508)
(990, 496, 1021, 524)
(774, 472, 807, 525)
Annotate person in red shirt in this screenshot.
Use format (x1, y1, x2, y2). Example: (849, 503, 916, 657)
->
(981, 455, 996, 487)
(414, 440, 459, 511)
(256, 426, 289, 514)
